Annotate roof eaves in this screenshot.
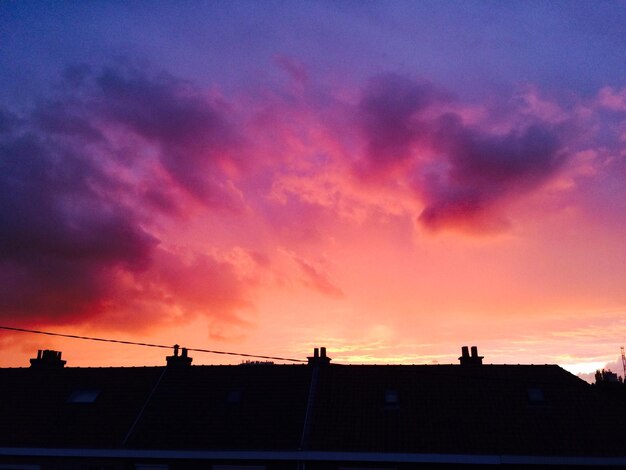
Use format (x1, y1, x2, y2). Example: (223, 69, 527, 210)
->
(2, 448, 626, 466)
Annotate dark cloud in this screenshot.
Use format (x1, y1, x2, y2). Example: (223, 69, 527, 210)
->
(418, 116, 565, 229)
(0, 63, 252, 328)
(356, 74, 567, 230)
(439, 115, 563, 186)
(95, 66, 242, 206)
(357, 73, 448, 174)
(0, 114, 157, 323)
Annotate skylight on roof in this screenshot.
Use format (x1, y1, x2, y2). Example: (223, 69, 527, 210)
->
(213, 466, 266, 470)
(527, 387, 545, 403)
(385, 389, 399, 404)
(67, 389, 101, 403)
(383, 388, 400, 410)
(227, 390, 243, 404)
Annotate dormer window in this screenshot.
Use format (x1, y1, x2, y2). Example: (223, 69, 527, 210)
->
(384, 389, 399, 409)
(67, 389, 101, 404)
(227, 390, 243, 404)
(527, 387, 545, 404)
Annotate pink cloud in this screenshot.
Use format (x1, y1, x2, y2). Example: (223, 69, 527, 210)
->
(95, 65, 245, 208)
(293, 255, 344, 299)
(0, 120, 157, 325)
(146, 248, 256, 323)
(2, 58, 624, 353)
(418, 118, 566, 230)
(355, 73, 449, 177)
(0, 63, 258, 333)
(353, 73, 570, 231)
(597, 86, 626, 112)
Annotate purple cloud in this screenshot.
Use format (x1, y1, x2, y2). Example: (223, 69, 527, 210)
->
(0, 64, 253, 328)
(355, 74, 568, 230)
(0, 110, 157, 323)
(95, 65, 244, 207)
(357, 73, 449, 175)
(418, 115, 565, 229)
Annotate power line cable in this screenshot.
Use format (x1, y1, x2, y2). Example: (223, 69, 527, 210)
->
(0, 325, 171, 349)
(0, 325, 307, 363)
(0, 326, 576, 381)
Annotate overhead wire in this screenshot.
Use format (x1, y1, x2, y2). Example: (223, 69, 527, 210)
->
(0, 326, 566, 380)
(0, 325, 307, 363)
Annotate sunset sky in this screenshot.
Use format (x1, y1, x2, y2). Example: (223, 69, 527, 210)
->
(1, 1, 625, 379)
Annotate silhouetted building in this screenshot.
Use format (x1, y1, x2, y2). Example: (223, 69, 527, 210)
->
(458, 345, 483, 365)
(166, 344, 193, 367)
(307, 346, 331, 366)
(595, 368, 621, 384)
(28, 349, 66, 369)
(1, 346, 626, 469)
(594, 368, 626, 405)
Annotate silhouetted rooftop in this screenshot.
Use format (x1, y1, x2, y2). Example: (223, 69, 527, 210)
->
(1, 350, 626, 467)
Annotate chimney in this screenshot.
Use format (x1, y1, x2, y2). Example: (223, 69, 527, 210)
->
(166, 344, 193, 367)
(459, 345, 483, 366)
(30, 349, 67, 369)
(307, 346, 331, 366)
